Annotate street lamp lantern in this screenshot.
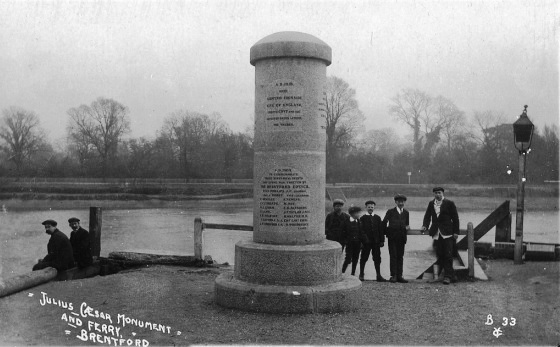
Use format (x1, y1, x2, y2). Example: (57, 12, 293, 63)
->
(513, 105, 535, 153)
(512, 105, 534, 265)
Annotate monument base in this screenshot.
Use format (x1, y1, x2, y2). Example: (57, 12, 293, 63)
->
(215, 272, 362, 313)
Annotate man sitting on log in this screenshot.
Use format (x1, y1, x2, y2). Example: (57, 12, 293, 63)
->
(33, 219, 75, 272)
(68, 217, 93, 268)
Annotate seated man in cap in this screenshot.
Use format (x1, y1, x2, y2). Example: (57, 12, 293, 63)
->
(382, 194, 410, 283)
(68, 217, 93, 268)
(325, 199, 350, 249)
(422, 187, 460, 285)
(341, 206, 368, 276)
(32, 219, 75, 272)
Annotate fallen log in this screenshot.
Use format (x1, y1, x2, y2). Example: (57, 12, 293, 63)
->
(0, 268, 57, 298)
(107, 251, 205, 266)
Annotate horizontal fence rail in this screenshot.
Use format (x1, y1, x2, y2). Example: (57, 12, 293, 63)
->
(193, 216, 470, 260)
(193, 217, 480, 279)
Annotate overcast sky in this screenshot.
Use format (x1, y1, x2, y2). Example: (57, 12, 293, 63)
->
(1, 0, 557, 146)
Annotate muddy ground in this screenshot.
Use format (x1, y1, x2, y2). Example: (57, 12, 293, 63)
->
(0, 259, 558, 346)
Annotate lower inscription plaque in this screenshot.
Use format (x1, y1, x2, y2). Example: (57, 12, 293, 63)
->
(259, 167, 311, 230)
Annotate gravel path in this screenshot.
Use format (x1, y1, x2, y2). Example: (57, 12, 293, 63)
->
(0, 260, 558, 346)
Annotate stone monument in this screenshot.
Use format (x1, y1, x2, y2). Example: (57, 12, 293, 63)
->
(215, 31, 362, 313)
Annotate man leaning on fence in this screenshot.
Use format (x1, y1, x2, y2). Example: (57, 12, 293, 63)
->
(422, 187, 460, 285)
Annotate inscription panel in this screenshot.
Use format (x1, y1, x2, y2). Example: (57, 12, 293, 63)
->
(264, 79, 304, 132)
(259, 167, 311, 230)
(318, 87, 327, 131)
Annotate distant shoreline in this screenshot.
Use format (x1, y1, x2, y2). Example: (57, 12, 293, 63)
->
(1, 195, 558, 211)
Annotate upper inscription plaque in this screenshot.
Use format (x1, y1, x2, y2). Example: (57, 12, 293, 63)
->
(265, 79, 304, 132)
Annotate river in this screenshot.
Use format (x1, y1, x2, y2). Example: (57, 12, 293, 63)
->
(1, 200, 557, 280)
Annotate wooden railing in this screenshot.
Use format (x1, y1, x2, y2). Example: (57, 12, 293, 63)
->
(457, 200, 511, 249)
(193, 217, 477, 279)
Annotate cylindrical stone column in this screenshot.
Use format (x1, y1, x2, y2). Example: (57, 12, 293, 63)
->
(250, 31, 330, 245)
(215, 32, 361, 313)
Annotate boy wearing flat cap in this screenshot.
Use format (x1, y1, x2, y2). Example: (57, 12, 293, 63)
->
(422, 187, 460, 285)
(32, 219, 75, 272)
(359, 200, 386, 282)
(341, 206, 368, 276)
(68, 217, 93, 268)
(382, 194, 410, 283)
(325, 199, 350, 249)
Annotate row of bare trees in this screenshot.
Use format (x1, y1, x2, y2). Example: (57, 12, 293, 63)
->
(0, 97, 253, 179)
(0, 79, 558, 183)
(325, 84, 558, 184)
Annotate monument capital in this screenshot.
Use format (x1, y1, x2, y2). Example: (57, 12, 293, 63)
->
(250, 31, 332, 66)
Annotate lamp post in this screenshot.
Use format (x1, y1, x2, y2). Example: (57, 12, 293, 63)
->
(512, 105, 534, 264)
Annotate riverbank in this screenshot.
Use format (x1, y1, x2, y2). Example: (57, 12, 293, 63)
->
(0, 259, 558, 345)
(1, 195, 558, 211)
(1, 181, 557, 201)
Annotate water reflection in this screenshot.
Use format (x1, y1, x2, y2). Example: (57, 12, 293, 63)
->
(0, 200, 557, 280)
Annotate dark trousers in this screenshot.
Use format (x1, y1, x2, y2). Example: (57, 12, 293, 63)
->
(343, 239, 361, 274)
(327, 233, 345, 251)
(436, 235, 455, 279)
(359, 243, 382, 275)
(388, 237, 405, 277)
(32, 261, 51, 271)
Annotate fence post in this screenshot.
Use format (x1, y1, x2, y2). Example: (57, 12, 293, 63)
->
(495, 201, 512, 242)
(194, 217, 203, 260)
(89, 207, 102, 258)
(468, 222, 474, 278)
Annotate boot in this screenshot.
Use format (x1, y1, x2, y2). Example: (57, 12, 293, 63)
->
(358, 263, 365, 281)
(375, 262, 386, 282)
(432, 264, 441, 282)
(351, 262, 357, 276)
(342, 261, 349, 274)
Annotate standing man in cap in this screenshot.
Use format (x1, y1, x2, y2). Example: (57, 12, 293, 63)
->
(422, 187, 460, 285)
(382, 194, 410, 283)
(359, 200, 386, 282)
(325, 198, 349, 249)
(341, 206, 368, 276)
(32, 219, 75, 271)
(68, 217, 93, 268)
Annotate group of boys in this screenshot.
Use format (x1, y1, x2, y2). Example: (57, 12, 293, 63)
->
(325, 187, 460, 285)
(32, 218, 93, 272)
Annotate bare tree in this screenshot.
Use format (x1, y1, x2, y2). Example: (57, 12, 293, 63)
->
(0, 106, 45, 173)
(431, 96, 466, 151)
(325, 76, 364, 161)
(472, 110, 507, 148)
(161, 110, 230, 178)
(357, 127, 402, 157)
(67, 97, 130, 177)
(389, 88, 431, 154)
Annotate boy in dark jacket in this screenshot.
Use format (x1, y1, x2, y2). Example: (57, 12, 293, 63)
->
(325, 199, 349, 248)
(382, 195, 410, 283)
(359, 200, 386, 282)
(342, 206, 368, 276)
